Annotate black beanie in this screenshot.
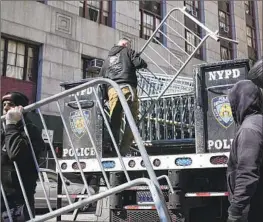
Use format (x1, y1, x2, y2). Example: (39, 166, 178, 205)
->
(2, 92, 29, 107)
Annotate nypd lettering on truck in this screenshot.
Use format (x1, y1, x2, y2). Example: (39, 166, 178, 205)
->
(208, 68, 240, 81)
(205, 68, 242, 151)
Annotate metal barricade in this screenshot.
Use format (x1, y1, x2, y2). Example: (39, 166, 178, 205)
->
(137, 71, 194, 98)
(139, 93, 195, 142)
(136, 7, 238, 123)
(0, 78, 171, 222)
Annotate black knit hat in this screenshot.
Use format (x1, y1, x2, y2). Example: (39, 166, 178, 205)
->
(2, 92, 29, 107)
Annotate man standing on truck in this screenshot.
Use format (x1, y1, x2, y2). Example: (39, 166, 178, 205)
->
(1, 92, 44, 221)
(100, 38, 148, 156)
(227, 80, 263, 222)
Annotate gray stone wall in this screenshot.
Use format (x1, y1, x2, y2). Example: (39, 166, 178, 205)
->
(234, 1, 249, 59)
(1, 0, 262, 114)
(1, 1, 119, 114)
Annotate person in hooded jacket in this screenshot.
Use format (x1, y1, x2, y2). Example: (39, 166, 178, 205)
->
(227, 80, 263, 222)
(100, 38, 147, 156)
(1, 92, 44, 221)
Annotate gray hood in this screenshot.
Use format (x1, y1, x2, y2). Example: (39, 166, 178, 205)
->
(228, 80, 263, 125)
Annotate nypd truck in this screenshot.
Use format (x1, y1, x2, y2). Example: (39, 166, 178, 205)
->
(54, 58, 251, 222)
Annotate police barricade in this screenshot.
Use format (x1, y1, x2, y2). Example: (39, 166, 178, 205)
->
(194, 59, 250, 153)
(0, 78, 171, 222)
(139, 93, 195, 142)
(134, 7, 239, 124)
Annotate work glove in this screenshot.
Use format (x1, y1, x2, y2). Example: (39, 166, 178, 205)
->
(5, 106, 23, 125)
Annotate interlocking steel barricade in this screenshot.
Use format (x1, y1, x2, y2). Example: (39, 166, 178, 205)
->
(0, 79, 172, 222)
(137, 71, 194, 98)
(139, 93, 195, 142)
(135, 7, 238, 123)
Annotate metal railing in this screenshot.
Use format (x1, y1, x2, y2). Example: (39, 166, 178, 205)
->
(1, 78, 171, 222)
(139, 93, 195, 141)
(135, 7, 238, 123)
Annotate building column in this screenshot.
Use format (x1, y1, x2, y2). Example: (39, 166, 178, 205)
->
(254, 0, 262, 58)
(36, 46, 44, 102)
(111, 0, 116, 29)
(200, 0, 207, 61)
(230, 0, 237, 59)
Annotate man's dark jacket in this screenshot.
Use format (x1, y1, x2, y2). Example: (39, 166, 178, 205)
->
(227, 80, 263, 222)
(100, 45, 147, 89)
(1, 117, 43, 209)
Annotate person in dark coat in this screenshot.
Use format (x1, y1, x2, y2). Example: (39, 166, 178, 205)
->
(227, 80, 263, 222)
(1, 92, 44, 221)
(100, 38, 147, 156)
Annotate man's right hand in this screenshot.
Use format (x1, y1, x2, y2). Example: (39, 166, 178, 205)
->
(5, 106, 23, 125)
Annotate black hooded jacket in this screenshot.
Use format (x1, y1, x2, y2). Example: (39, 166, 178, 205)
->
(100, 46, 147, 88)
(227, 80, 263, 221)
(1, 117, 44, 206)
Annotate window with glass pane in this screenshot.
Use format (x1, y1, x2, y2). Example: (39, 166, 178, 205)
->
(246, 26, 256, 49)
(184, 1, 199, 17)
(244, 1, 253, 15)
(225, 1, 230, 13)
(6, 41, 25, 80)
(185, 1, 194, 11)
(79, 0, 111, 26)
(79, 1, 84, 17)
(101, 1, 109, 25)
(142, 13, 154, 40)
(139, 0, 162, 43)
(220, 45, 231, 61)
(219, 11, 226, 28)
(1, 37, 38, 82)
(219, 10, 229, 31)
(244, 0, 257, 61)
(82, 57, 101, 78)
(87, 0, 100, 22)
(247, 26, 253, 47)
(26, 47, 36, 81)
(185, 30, 195, 53)
(185, 30, 201, 56)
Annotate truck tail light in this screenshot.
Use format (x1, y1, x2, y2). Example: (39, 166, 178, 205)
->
(102, 160, 115, 169)
(61, 162, 67, 170)
(175, 157, 192, 166)
(72, 162, 86, 170)
(210, 155, 228, 165)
